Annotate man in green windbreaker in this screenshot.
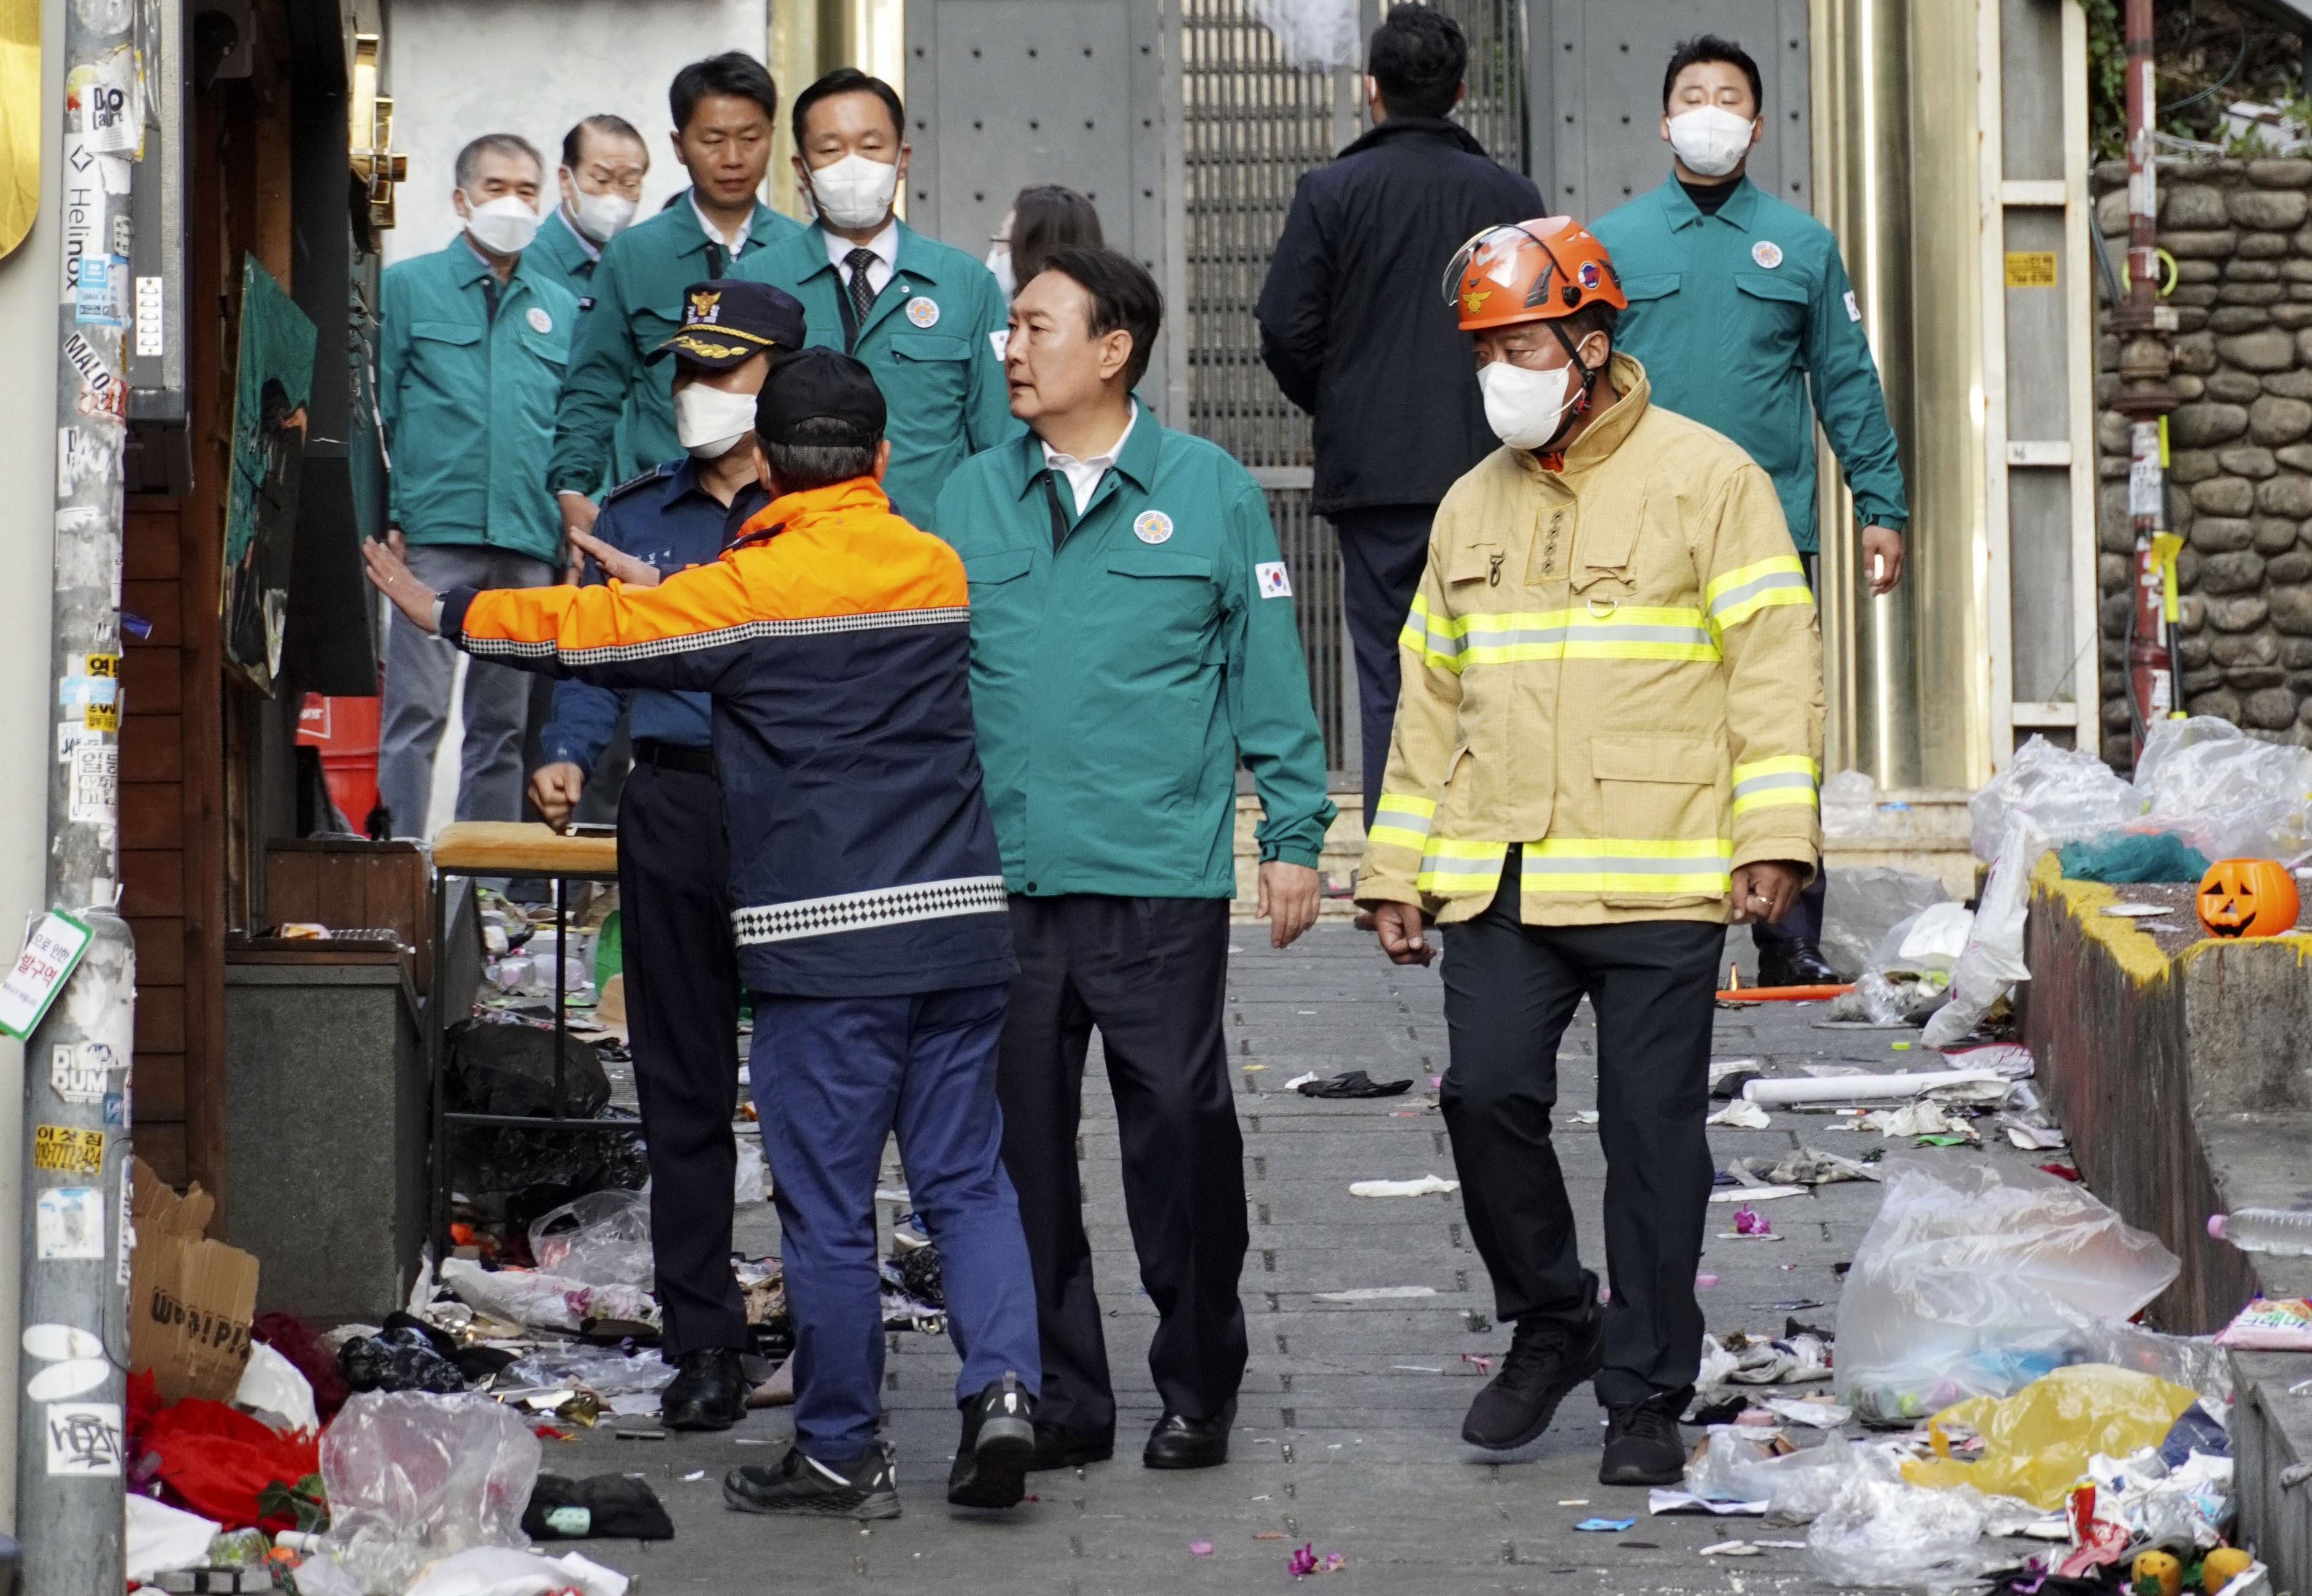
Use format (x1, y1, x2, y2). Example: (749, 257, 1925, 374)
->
(738, 67, 1017, 525)
(1591, 32, 1908, 988)
(375, 132, 576, 838)
(550, 53, 803, 547)
(934, 247, 1332, 1478)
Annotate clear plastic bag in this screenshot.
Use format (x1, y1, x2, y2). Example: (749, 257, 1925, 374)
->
(2133, 717, 2312, 863)
(1821, 865, 1949, 981)
(1835, 1157, 2180, 1426)
(1687, 1430, 1895, 1524)
(1806, 1475, 1991, 1591)
(1244, 0, 1359, 69)
(528, 1190, 652, 1287)
(1968, 736, 2135, 862)
(438, 1257, 658, 1333)
(501, 1344, 674, 1397)
(1921, 812, 2043, 1048)
(318, 1391, 542, 1594)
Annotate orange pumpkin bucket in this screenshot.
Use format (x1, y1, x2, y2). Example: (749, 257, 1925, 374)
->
(2195, 857, 2302, 939)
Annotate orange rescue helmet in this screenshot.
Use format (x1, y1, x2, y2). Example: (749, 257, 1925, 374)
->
(1444, 217, 1627, 332)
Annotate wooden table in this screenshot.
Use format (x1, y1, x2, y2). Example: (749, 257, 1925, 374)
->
(427, 823, 625, 1276)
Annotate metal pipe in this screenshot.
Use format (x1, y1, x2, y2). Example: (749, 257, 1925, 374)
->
(2113, 0, 2179, 759)
(16, 0, 141, 1575)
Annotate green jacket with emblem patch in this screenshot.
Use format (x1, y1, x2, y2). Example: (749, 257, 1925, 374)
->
(547, 192, 804, 498)
(1590, 175, 1906, 553)
(737, 220, 1020, 526)
(379, 240, 579, 566)
(932, 403, 1335, 898)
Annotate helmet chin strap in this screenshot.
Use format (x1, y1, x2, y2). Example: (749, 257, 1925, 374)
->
(1534, 322, 1606, 453)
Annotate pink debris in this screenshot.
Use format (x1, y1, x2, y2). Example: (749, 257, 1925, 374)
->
(1733, 1205, 1773, 1237)
(1462, 1352, 1493, 1374)
(1190, 1540, 1213, 1556)
(1289, 1544, 1317, 1577)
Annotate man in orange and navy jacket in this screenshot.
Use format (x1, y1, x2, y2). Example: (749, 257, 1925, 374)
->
(363, 347, 1042, 1522)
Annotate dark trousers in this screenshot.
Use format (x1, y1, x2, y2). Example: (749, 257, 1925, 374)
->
(1331, 505, 1437, 831)
(1755, 551, 1826, 949)
(750, 982, 1042, 1460)
(995, 895, 1246, 1434)
(617, 758, 747, 1357)
(1439, 863, 1722, 1408)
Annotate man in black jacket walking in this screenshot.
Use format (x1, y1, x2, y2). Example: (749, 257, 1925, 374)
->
(1256, 6, 1543, 835)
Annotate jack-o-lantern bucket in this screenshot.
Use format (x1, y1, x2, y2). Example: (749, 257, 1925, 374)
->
(2195, 858, 2301, 939)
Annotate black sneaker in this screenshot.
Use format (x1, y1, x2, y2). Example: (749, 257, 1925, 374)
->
(1460, 1297, 1604, 1451)
(947, 1371, 1036, 1508)
(1599, 1388, 1692, 1486)
(724, 1441, 900, 1519)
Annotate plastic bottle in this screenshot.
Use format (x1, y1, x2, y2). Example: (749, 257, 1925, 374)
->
(2208, 1209, 2312, 1255)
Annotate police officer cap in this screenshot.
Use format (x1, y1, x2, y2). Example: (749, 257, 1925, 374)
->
(649, 279, 807, 366)
(754, 346, 887, 447)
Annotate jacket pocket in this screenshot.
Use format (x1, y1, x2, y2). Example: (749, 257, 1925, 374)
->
(410, 320, 481, 347)
(521, 331, 569, 367)
(1106, 547, 1219, 633)
(1733, 271, 1809, 339)
(1571, 496, 1640, 590)
(1587, 733, 1729, 908)
(1619, 272, 1679, 303)
(964, 548, 1034, 586)
(1445, 541, 1503, 589)
(893, 334, 971, 363)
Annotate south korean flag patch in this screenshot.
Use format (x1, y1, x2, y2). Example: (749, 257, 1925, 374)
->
(1254, 560, 1293, 599)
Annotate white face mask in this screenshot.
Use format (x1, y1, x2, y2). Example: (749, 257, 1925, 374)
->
(1477, 357, 1580, 450)
(1667, 106, 1755, 179)
(672, 383, 758, 460)
(985, 242, 1017, 299)
(462, 192, 541, 256)
(569, 185, 638, 245)
(807, 152, 900, 231)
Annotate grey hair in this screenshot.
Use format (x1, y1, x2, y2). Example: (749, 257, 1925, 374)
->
(453, 132, 545, 190)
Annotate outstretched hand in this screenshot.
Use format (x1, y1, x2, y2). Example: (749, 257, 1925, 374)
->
(364, 539, 441, 634)
(566, 522, 662, 587)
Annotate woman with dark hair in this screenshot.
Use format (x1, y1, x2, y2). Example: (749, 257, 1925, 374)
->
(986, 184, 1103, 298)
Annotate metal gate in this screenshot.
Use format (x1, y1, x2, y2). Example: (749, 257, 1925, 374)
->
(1178, 0, 1527, 777)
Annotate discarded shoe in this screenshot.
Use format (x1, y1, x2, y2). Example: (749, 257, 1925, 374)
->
(1144, 1400, 1235, 1469)
(947, 1371, 1036, 1508)
(660, 1346, 749, 1430)
(1600, 1389, 1691, 1486)
(1030, 1420, 1114, 1471)
(724, 1442, 900, 1519)
(1296, 1070, 1412, 1099)
(1461, 1292, 1603, 1450)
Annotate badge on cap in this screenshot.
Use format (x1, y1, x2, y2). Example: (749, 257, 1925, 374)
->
(1133, 511, 1173, 545)
(1752, 240, 1783, 269)
(526, 306, 553, 334)
(687, 288, 723, 326)
(1255, 561, 1293, 599)
(906, 296, 940, 328)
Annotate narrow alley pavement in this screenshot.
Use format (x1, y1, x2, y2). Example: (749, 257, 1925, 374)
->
(548, 922, 2055, 1595)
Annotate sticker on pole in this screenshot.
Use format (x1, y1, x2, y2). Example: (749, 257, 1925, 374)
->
(44, 1401, 123, 1476)
(34, 1127, 105, 1177)
(35, 1188, 106, 1261)
(0, 912, 94, 1040)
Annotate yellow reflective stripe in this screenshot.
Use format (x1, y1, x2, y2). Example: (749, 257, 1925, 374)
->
(1731, 754, 1820, 817)
(1401, 602, 1721, 669)
(1416, 839, 1508, 895)
(1402, 593, 1465, 672)
(1705, 556, 1813, 633)
(1368, 792, 1438, 852)
(1520, 836, 1733, 896)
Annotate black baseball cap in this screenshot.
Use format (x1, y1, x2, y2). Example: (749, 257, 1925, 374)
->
(649, 279, 807, 366)
(753, 345, 887, 447)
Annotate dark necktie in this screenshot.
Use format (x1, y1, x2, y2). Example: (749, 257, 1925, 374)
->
(846, 247, 879, 328)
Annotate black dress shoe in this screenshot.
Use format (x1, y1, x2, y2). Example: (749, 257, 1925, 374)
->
(661, 1346, 750, 1430)
(1030, 1420, 1115, 1471)
(1755, 938, 1840, 987)
(1143, 1399, 1236, 1470)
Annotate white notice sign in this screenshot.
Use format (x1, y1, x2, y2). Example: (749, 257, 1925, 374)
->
(0, 913, 94, 1041)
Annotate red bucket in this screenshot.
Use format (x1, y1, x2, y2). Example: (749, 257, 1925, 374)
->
(298, 694, 381, 832)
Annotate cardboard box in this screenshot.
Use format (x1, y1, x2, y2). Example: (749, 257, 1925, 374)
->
(129, 1157, 259, 1401)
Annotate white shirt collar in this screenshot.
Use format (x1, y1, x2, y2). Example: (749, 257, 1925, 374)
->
(822, 218, 901, 275)
(1040, 403, 1139, 515)
(554, 204, 601, 263)
(690, 192, 752, 252)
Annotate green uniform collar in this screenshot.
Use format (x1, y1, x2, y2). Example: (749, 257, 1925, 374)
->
(794, 217, 950, 284)
(449, 236, 540, 296)
(1008, 398, 1158, 503)
(1659, 172, 1760, 233)
(675, 190, 785, 260)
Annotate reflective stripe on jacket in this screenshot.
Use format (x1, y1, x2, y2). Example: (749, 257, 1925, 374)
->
(1354, 353, 1824, 927)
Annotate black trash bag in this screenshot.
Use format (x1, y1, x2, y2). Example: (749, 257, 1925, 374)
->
(896, 1244, 944, 1308)
(450, 1108, 646, 1242)
(446, 1017, 611, 1119)
(337, 1325, 468, 1395)
(522, 1473, 675, 1541)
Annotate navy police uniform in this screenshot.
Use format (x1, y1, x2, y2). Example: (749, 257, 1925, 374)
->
(536, 280, 802, 1360)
